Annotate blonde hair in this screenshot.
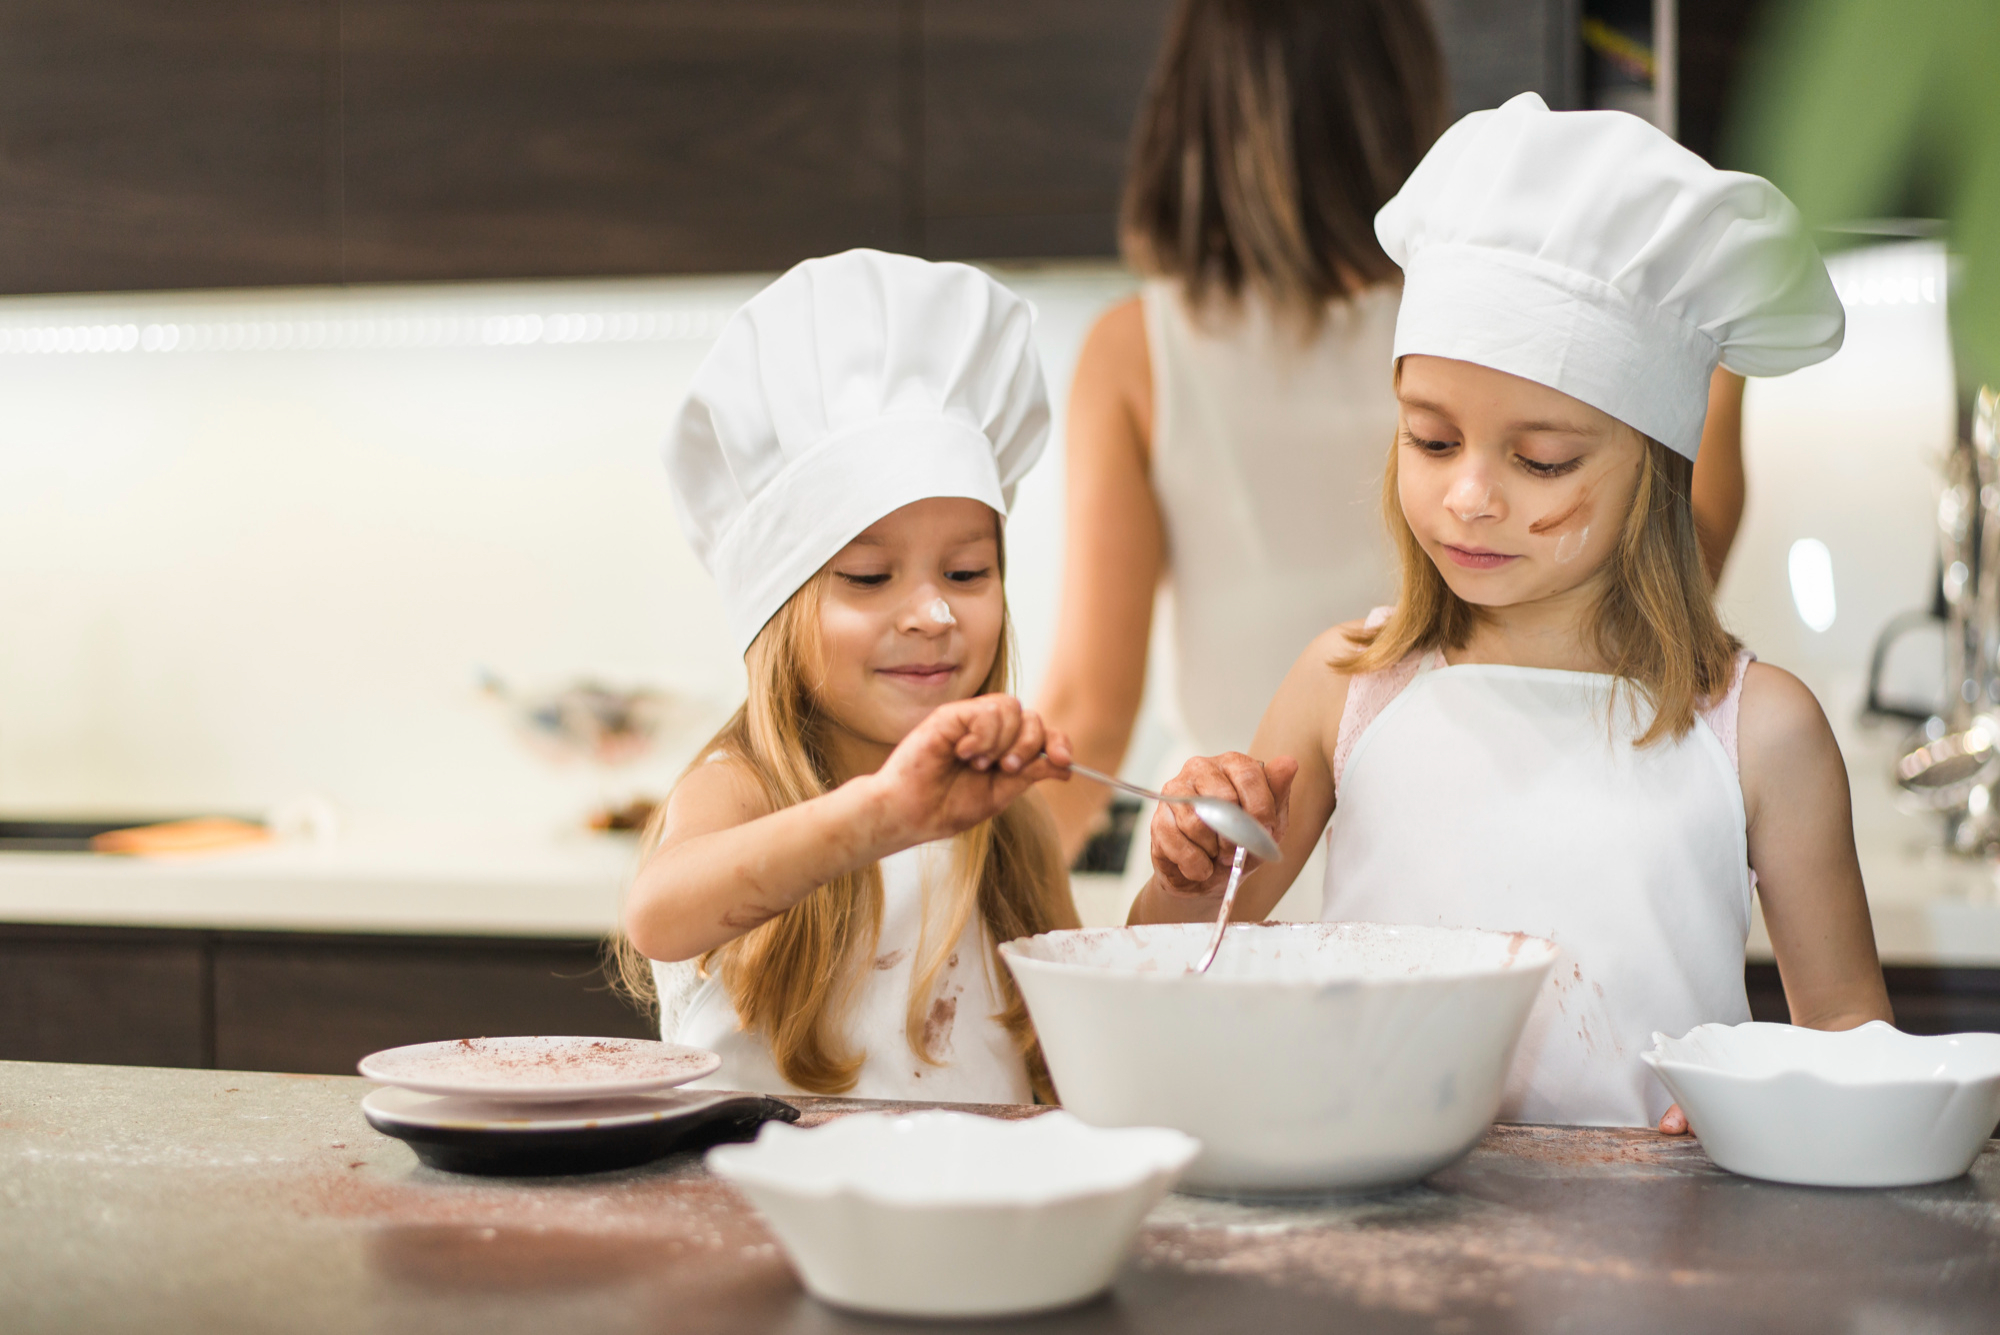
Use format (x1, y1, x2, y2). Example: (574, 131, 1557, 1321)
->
(1340, 428, 1740, 747)
(613, 555, 1076, 1100)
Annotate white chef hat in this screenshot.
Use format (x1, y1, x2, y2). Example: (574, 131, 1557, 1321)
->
(665, 249, 1049, 653)
(1375, 92, 1845, 459)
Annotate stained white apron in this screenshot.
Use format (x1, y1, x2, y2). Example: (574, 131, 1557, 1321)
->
(656, 840, 1030, 1104)
(1321, 661, 1753, 1126)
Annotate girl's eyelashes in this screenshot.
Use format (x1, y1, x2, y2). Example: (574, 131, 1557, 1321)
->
(1400, 428, 1458, 455)
(1516, 453, 1584, 478)
(945, 567, 992, 584)
(835, 571, 891, 588)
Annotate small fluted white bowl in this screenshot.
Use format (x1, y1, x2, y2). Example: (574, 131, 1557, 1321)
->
(1644, 1021, 2000, 1187)
(706, 1110, 1198, 1318)
(1001, 922, 1557, 1196)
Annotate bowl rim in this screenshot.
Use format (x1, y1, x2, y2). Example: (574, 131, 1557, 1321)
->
(706, 1110, 1200, 1209)
(1642, 1021, 2000, 1090)
(997, 920, 1560, 988)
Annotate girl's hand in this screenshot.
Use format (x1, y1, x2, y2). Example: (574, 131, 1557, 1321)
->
(1150, 752, 1296, 898)
(866, 694, 1071, 848)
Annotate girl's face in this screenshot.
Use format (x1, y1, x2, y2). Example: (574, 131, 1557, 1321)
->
(814, 496, 1005, 755)
(1395, 355, 1646, 609)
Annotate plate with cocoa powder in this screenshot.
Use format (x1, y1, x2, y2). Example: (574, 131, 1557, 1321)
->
(358, 1036, 722, 1102)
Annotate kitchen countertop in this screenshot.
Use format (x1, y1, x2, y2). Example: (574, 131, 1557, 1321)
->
(7, 807, 2000, 967)
(0, 819, 638, 938)
(3, 1061, 1996, 1334)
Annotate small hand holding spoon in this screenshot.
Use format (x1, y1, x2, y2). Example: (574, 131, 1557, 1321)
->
(1059, 761, 1278, 975)
(1061, 761, 1281, 861)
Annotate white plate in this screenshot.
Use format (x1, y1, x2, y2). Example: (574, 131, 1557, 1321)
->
(361, 1084, 740, 1131)
(1644, 1021, 2000, 1188)
(357, 1035, 720, 1103)
(708, 1111, 1198, 1319)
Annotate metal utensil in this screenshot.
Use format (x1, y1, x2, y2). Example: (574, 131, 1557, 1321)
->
(1192, 846, 1249, 974)
(1063, 761, 1282, 863)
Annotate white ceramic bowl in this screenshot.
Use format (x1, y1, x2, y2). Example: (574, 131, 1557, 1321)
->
(1000, 921, 1557, 1197)
(706, 1110, 1198, 1318)
(1643, 1021, 2000, 1187)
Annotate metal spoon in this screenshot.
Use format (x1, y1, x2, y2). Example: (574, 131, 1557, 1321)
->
(1062, 761, 1282, 862)
(1192, 846, 1249, 973)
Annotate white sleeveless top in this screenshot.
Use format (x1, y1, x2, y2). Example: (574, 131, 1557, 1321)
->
(1321, 628, 1755, 1127)
(656, 840, 1031, 1104)
(1142, 279, 1401, 757)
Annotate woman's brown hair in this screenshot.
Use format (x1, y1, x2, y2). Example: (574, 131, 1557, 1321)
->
(1341, 427, 1742, 747)
(611, 549, 1077, 1100)
(1122, 0, 1449, 316)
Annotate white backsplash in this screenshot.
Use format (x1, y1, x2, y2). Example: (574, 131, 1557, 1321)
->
(0, 264, 1135, 831)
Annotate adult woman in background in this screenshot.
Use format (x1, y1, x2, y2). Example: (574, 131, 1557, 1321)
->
(1038, 0, 1747, 915)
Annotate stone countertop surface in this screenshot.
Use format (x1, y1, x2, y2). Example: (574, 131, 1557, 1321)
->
(3, 1063, 1999, 1334)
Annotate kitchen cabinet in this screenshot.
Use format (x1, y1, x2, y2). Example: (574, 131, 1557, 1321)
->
(919, 0, 1169, 261)
(0, 923, 655, 1075)
(338, 0, 909, 281)
(0, 0, 335, 294)
(0, 0, 1602, 294)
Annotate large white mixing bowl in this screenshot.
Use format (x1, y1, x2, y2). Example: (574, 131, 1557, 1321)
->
(1001, 921, 1558, 1196)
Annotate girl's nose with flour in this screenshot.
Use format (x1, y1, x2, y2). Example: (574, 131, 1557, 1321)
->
(1445, 471, 1499, 525)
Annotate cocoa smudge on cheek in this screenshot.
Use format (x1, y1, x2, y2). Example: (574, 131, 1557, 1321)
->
(1527, 487, 1593, 537)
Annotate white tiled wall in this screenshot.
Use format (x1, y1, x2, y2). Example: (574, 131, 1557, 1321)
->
(0, 263, 1136, 832)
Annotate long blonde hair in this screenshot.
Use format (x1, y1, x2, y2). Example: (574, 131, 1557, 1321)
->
(1340, 431, 1740, 747)
(613, 559, 1076, 1099)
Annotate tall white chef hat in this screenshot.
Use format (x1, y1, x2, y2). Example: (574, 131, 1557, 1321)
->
(1375, 93, 1845, 460)
(665, 249, 1049, 654)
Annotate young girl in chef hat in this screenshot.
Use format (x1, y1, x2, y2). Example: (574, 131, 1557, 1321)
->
(1136, 94, 1894, 1129)
(622, 249, 1078, 1104)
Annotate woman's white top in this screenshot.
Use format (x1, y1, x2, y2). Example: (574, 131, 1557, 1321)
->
(655, 840, 1031, 1104)
(1142, 279, 1401, 758)
(1320, 632, 1755, 1127)
(1132, 279, 1400, 921)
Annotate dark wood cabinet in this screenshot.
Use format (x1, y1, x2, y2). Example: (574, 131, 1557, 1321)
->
(339, 0, 909, 281)
(0, 0, 1597, 295)
(0, 923, 654, 1075)
(0, 0, 336, 294)
(919, 0, 1170, 261)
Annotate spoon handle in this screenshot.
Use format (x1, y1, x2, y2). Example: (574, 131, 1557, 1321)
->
(1063, 761, 1194, 806)
(1193, 846, 1249, 974)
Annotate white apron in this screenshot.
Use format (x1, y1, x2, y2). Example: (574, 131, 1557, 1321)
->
(1321, 656, 1753, 1127)
(656, 841, 1031, 1104)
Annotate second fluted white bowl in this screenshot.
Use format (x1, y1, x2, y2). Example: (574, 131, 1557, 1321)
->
(1644, 1021, 2000, 1187)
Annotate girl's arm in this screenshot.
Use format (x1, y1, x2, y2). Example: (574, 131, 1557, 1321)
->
(1737, 663, 1894, 1029)
(625, 696, 1069, 963)
(1036, 297, 1163, 863)
(1128, 624, 1355, 926)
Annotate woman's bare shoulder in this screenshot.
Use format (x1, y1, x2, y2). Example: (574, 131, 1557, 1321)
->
(1071, 295, 1153, 445)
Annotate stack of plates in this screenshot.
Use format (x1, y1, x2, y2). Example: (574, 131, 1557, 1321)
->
(358, 1035, 795, 1175)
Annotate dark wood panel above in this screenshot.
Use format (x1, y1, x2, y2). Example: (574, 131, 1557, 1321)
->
(919, 0, 1172, 260)
(338, 0, 909, 282)
(0, 0, 335, 294)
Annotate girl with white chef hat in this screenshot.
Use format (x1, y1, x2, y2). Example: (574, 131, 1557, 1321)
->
(622, 249, 1078, 1103)
(1134, 94, 1894, 1129)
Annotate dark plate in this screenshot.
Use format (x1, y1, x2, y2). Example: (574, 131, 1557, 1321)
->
(362, 1086, 800, 1176)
